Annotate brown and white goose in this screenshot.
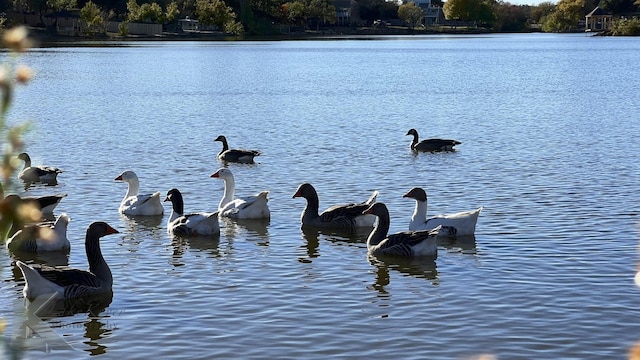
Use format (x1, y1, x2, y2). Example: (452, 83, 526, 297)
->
(6, 213, 71, 253)
(214, 135, 261, 163)
(164, 188, 220, 236)
(17, 152, 63, 184)
(403, 187, 482, 236)
(363, 202, 454, 258)
(406, 128, 461, 152)
(15, 221, 119, 301)
(292, 183, 378, 231)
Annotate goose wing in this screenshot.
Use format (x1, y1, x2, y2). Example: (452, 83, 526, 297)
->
(36, 266, 100, 288)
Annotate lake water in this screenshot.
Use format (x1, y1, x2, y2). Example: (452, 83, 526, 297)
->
(1, 33, 640, 359)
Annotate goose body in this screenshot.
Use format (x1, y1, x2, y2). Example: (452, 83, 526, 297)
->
(15, 222, 119, 301)
(292, 183, 378, 231)
(403, 187, 482, 236)
(211, 168, 270, 219)
(21, 194, 68, 214)
(115, 170, 164, 216)
(164, 188, 220, 236)
(406, 128, 461, 152)
(363, 202, 454, 258)
(18, 153, 63, 183)
(214, 135, 261, 163)
(6, 213, 71, 253)
(0, 192, 66, 239)
(0, 182, 67, 215)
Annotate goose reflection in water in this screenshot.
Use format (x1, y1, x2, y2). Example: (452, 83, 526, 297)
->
(118, 213, 165, 248)
(367, 255, 439, 294)
(83, 315, 114, 356)
(169, 234, 224, 267)
(438, 234, 478, 254)
(298, 227, 370, 263)
(11, 291, 113, 353)
(220, 217, 270, 246)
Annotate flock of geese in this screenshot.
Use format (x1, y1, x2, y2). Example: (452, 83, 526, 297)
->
(2, 129, 482, 305)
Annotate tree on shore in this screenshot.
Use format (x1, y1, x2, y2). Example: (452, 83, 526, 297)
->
(80, 1, 112, 34)
(540, 0, 586, 31)
(443, 0, 495, 26)
(195, 0, 244, 34)
(398, 2, 424, 29)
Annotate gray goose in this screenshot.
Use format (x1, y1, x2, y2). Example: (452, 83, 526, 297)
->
(406, 128, 461, 152)
(17, 152, 63, 184)
(363, 202, 455, 258)
(214, 135, 261, 163)
(292, 183, 378, 231)
(15, 221, 119, 301)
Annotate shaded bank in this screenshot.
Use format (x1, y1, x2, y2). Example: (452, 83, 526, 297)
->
(27, 25, 501, 45)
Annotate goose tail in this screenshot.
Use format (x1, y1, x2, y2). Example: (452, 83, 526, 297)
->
(16, 261, 63, 300)
(365, 190, 379, 206)
(256, 191, 269, 201)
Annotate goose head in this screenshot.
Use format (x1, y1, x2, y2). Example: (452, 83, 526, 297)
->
(17, 152, 31, 166)
(292, 183, 317, 201)
(114, 170, 139, 183)
(211, 168, 233, 180)
(88, 221, 120, 238)
(362, 202, 388, 218)
(406, 128, 419, 137)
(402, 187, 428, 202)
(164, 188, 184, 215)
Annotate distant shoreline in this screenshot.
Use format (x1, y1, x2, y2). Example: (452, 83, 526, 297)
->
(29, 25, 516, 45)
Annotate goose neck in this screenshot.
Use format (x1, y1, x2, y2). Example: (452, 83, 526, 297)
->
(367, 212, 390, 249)
(86, 233, 112, 287)
(412, 199, 428, 224)
(124, 179, 140, 198)
(219, 176, 236, 209)
(301, 194, 320, 223)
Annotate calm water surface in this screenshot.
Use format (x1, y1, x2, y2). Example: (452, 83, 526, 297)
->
(1, 33, 640, 359)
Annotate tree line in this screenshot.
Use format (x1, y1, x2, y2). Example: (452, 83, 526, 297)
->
(1, 0, 639, 36)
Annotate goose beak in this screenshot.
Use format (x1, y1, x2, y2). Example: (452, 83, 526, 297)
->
(106, 225, 120, 235)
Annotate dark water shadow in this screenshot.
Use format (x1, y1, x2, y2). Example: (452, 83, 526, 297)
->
(438, 234, 477, 254)
(169, 233, 222, 266)
(118, 214, 165, 248)
(8, 251, 71, 279)
(297, 226, 371, 263)
(367, 254, 439, 295)
(9, 292, 114, 354)
(220, 217, 270, 246)
(22, 179, 60, 190)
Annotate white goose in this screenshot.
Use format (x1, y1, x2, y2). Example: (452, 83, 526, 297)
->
(115, 170, 164, 216)
(15, 221, 119, 301)
(18, 152, 63, 184)
(363, 202, 454, 258)
(211, 168, 270, 219)
(403, 187, 482, 236)
(164, 188, 220, 236)
(6, 213, 71, 253)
